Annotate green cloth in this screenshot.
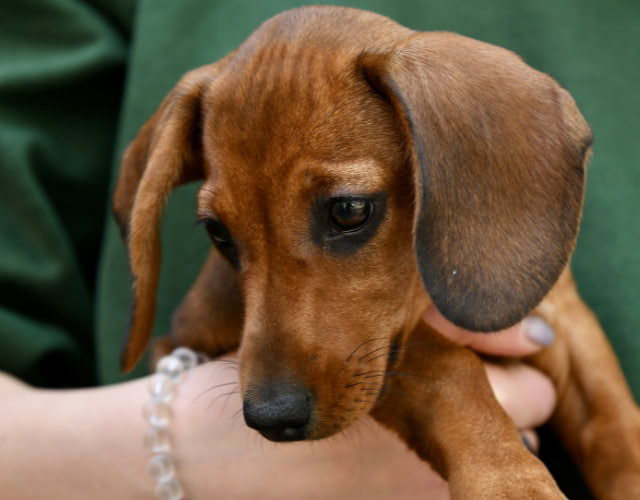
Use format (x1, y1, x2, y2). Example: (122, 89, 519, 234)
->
(1, 0, 638, 495)
(0, 0, 133, 386)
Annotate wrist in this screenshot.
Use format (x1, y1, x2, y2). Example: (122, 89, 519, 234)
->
(143, 348, 207, 500)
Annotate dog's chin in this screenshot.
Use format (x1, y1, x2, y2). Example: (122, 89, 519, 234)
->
(257, 427, 308, 442)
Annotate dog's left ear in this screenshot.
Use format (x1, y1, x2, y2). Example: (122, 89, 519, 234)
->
(361, 32, 593, 331)
(113, 64, 219, 372)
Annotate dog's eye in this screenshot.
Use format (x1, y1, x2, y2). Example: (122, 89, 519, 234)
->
(203, 218, 232, 246)
(197, 218, 240, 268)
(329, 197, 373, 233)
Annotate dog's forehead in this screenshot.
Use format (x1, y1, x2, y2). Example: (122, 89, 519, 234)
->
(203, 48, 380, 157)
(200, 47, 405, 193)
(198, 7, 410, 167)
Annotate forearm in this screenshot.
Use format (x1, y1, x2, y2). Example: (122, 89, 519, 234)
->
(0, 372, 152, 500)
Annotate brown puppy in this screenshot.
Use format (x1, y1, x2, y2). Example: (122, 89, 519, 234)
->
(113, 6, 640, 499)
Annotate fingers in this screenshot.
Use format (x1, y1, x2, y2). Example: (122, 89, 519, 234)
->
(468, 316, 555, 356)
(484, 361, 557, 430)
(422, 306, 554, 357)
(484, 361, 556, 455)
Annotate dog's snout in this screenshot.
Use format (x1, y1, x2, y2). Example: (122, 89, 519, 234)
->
(243, 384, 312, 442)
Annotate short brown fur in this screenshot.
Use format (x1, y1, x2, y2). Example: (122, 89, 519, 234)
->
(113, 6, 640, 498)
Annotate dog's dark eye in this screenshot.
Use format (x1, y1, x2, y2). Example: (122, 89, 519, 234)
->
(203, 218, 232, 246)
(311, 192, 386, 254)
(329, 197, 373, 233)
(197, 218, 240, 268)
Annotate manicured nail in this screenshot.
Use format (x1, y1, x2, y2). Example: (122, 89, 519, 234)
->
(521, 432, 537, 455)
(523, 316, 555, 347)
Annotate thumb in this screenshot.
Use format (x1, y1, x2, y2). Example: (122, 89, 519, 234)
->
(468, 316, 555, 357)
(423, 305, 555, 357)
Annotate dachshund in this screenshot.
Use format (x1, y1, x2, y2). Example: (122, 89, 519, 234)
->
(113, 6, 640, 498)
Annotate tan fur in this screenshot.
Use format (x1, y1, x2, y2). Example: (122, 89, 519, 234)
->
(113, 6, 640, 498)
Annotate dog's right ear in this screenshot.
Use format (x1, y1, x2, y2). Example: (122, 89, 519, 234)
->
(113, 64, 218, 372)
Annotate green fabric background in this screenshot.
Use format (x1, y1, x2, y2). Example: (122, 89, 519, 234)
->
(0, 0, 132, 385)
(1, 0, 638, 496)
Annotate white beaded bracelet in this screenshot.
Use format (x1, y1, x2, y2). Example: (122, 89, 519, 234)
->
(142, 347, 206, 500)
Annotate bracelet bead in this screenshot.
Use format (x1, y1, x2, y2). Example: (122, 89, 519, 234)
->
(155, 477, 185, 500)
(172, 347, 200, 370)
(143, 398, 171, 427)
(144, 427, 171, 453)
(143, 347, 202, 500)
(148, 454, 176, 481)
(148, 373, 175, 401)
(157, 355, 185, 383)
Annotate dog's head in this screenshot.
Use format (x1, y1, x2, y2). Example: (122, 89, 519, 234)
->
(114, 7, 592, 441)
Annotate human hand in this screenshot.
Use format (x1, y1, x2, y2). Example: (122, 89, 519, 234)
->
(169, 307, 556, 500)
(422, 305, 557, 454)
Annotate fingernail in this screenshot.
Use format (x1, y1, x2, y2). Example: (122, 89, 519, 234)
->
(521, 433, 537, 455)
(523, 316, 555, 347)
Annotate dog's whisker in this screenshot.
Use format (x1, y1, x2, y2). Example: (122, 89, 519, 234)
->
(218, 361, 240, 375)
(230, 408, 244, 429)
(220, 389, 241, 414)
(345, 337, 389, 362)
(355, 384, 383, 391)
(356, 339, 450, 364)
(384, 371, 437, 382)
(352, 369, 387, 378)
(359, 384, 381, 391)
(206, 389, 241, 411)
(191, 380, 239, 405)
(217, 357, 240, 364)
(364, 341, 455, 363)
(344, 381, 372, 389)
(209, 358, 240, 370)
(344, 380, 383, 390)
(356, 343, 396, 363)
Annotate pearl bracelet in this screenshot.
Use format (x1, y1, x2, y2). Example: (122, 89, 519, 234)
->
(142, 347, 206, 500)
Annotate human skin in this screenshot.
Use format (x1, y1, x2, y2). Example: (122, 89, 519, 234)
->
(0, 307, 555, 500)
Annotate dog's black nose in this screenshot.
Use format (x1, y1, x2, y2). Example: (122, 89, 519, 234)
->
(243, 385, 312, 442)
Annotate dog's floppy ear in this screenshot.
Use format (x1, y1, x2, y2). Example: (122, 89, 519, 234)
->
(361, 33, 592, 331)
(113, 65, 217, 372)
